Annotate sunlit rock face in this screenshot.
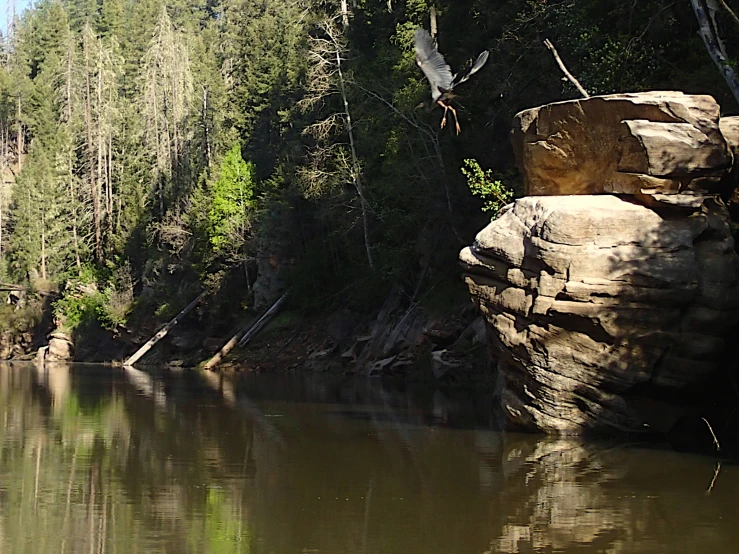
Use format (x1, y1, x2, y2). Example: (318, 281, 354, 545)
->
(462, 92, 739, 434)
(46, 332, 74, 362)
(511, 91, 732, 198)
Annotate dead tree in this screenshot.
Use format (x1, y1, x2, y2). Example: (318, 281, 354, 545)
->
(690, 0, 739, 106)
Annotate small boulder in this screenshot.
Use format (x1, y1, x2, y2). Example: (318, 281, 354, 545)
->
(46, 332, 74, 362)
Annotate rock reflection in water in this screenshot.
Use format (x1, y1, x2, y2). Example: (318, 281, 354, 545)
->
(493, 437, 737, 553)
(0, 362, 737, 554)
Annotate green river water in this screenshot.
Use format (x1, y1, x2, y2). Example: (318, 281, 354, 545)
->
(0, 361, 735, 553)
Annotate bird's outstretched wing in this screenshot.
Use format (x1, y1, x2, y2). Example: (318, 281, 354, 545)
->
(451, 50, 489, 88)
(414, 28, 453, 98)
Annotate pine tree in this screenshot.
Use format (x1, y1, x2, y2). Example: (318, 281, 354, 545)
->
(7, 145, 76, 281)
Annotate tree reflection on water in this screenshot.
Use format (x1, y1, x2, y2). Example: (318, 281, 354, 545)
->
(0, 362, 736, 554)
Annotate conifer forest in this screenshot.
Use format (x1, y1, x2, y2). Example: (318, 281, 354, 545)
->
(0, 0, 737, 360)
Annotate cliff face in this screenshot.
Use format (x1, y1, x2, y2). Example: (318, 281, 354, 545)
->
(461, 92, 739, 434)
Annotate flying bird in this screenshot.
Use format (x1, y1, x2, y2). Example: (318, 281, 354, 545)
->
(414, 28, 489, 134)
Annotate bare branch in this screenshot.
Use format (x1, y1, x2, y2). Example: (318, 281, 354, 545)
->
(717, 0, 739, 26)
(543, 39, 589, 98)
(690, 0, 739, 106)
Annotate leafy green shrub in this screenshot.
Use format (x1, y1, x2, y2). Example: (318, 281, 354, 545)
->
(461, 159, 514, 219)
(53, 292, 104, 331)
(54, 263, 134, 332)
(96, 285, 131, 330)
(0, 298, 44, 335)
(97, 263, 135, 330)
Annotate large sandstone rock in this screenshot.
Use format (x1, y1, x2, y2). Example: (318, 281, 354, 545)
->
(460, 195, 739, 434)
(45, 331, 75, 362)
(720, 116, 739, 214)
(512, 92, 732, 197)
(719, 116, 739, 160)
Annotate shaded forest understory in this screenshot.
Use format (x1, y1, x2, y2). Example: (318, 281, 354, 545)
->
(2, 0, 739, 375)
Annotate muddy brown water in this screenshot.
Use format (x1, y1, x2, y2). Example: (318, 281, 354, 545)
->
(0, 361, 736, 553)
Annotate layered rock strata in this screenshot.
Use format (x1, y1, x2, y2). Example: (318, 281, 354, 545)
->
(463, 92, 739, 434)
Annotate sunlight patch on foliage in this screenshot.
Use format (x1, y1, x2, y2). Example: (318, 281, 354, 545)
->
(461, 159, 514, 219)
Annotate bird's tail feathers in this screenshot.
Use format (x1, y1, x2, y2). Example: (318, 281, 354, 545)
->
(451, 50, 489, 87)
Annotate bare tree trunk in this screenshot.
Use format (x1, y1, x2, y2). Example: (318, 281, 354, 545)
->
(171, 56, 180, 187)
(116, 175, 122, 233)
(96, 54, 105, 253)
(65, 43, 82, 272)
(107, 116, 113, 238)
(16, 94, 22, 171)
(430, 6, 437, 41)
(0, 181, 3, 263)
(0, 125, 5, 262)
(105, 82, 113, 234)
(40, 212, 46, 281)
(150, 75, 163, 213)
(341, 0, 349, 28)
(202, 293, 288, 371)
(70, 169, 81, 271)
(334, 47, 374, 270)
(144, 8, 193, 213)
(690, 0, 739, 106)
(124, 291, 206, 367)
(717, 0, 739, 25)
(202, 86, 212, 167)
(543, 39, 589, 98)
(161, 93, 172, 213)
(0, 124, 5, 180)
(5, 0, 16, 49)
(84, 29, 102, 261)
(172, 119, 180, 190)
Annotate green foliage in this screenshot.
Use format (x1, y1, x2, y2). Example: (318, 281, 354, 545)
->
(0, 298, 44, 335)
(54, 288, 130, 332)
(208, 143, 256, 254)
(2, 0, 737, 340)
(188, 488, 252, 554)
(53, 291, 104, 330)
(97, 264, 135, 329)
(6, 144, 77, 282)
(53, 263, 134, 331)
(461, 159, 514, 219)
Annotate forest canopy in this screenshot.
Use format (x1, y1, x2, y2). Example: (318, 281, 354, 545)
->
(0, 0, 736, 331)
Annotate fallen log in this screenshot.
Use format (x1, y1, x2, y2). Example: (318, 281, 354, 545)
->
(123, 291, 206, 367)
(238, 292, 289, 347)
(202, 291, 289, 371)
(0, 282, 59, 298)
(201, 318, 255, 371)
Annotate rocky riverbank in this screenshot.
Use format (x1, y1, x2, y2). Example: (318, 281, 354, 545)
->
(0, 283, 494, 388)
